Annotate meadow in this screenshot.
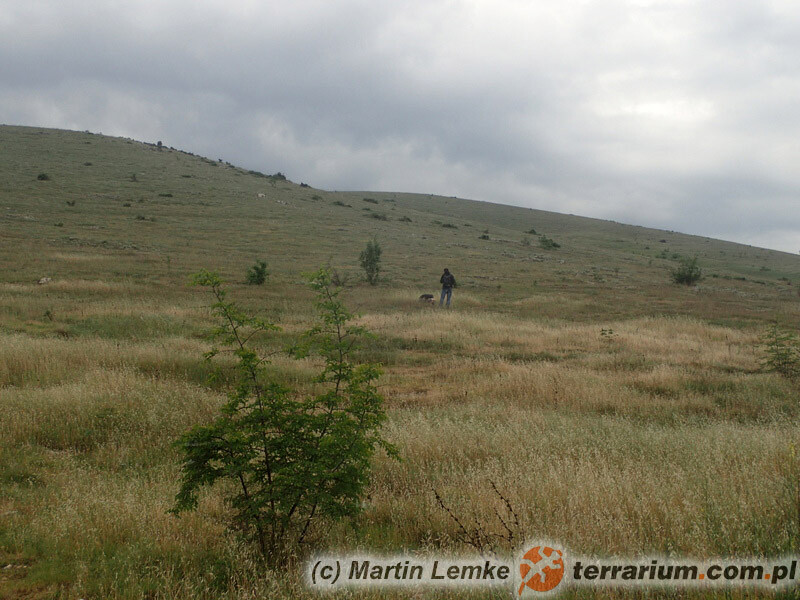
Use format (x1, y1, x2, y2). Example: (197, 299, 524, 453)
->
(2, 125, 800, 599)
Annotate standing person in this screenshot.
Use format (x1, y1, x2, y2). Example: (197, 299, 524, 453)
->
(439, 268, 456, 308)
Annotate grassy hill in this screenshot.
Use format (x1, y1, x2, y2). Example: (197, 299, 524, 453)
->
(1, 124, 799, 599)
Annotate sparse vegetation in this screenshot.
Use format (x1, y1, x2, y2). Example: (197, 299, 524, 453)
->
(37, 172, 49, 180)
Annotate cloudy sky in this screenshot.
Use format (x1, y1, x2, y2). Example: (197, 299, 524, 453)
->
(2, 0, 799, 252)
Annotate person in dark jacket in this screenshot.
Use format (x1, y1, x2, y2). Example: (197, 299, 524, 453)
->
(439, 268, 456, 307)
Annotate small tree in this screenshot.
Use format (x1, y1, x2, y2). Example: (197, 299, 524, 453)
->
(245, 260, 268, 285)
(172, 269, 394, 561)
(359, 238, 382, 285)
(671, 256, 702, 285)
(761, 325, 800, 380)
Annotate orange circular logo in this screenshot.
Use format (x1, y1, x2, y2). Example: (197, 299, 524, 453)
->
(519, 546, 565, 594)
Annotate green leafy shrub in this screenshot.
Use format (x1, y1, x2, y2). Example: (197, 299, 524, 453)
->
(539, 235, 560, 249)
(245, 260, 268, 285)
(761, 325, 800, 380)
(172, 270, 394, 561)
(671, 256, 702, 285)
(360, 238, 382, 285)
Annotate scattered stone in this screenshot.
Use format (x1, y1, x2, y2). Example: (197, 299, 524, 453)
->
(37, 277, 52, 285)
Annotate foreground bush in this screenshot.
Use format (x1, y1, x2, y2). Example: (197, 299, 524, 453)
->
(172, 269, 394, 562)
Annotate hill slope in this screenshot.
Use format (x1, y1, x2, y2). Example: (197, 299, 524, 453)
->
(2, 124, 799, 326)
(2, 124, 800, 599)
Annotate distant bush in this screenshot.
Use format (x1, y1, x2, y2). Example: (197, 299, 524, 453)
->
(363, 198, 379, 204)
(37, 173, 50, 181)
(526, 228, 537, 234)
(123, 203, 131, 207)
(159, 193, 173, 197)
(398, 216, 412, 222)
(271, 172, 287, 181)
(54, 222, 63, 227)
(360, 238, 382, 285)
(370, 213, 388, 221)
(245, 260, 269, 285)
(300, 183, 310, 188)
(521, 236, 531, 246)
(441, 223, 458, 229)
(479, 234, 490, 240)
(83, 162, 92, 166)
(333, 201, 351, 207)
(671, 256, 702, 285)
(66, 200, 76, 207)
(539, 235, 560, 249)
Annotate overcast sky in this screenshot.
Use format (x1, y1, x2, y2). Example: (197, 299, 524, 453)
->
(2, 0, 799, 252)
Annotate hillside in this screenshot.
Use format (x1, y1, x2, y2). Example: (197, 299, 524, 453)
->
(2, 124, 799, 326)
(1, 125, 800, 599)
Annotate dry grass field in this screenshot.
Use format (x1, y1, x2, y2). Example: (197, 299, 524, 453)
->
(2, 125, 800, 599)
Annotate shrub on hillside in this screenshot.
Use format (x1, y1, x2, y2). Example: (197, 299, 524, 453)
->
(245, 260, 268, 285)
(37, 173, 50, 181)
(360, 238, 382, 285)
(539, 235, 560, 249)
(671, 256, 702, 285)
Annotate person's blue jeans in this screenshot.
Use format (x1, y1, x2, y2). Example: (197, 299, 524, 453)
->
(439, 287, 452, 307)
